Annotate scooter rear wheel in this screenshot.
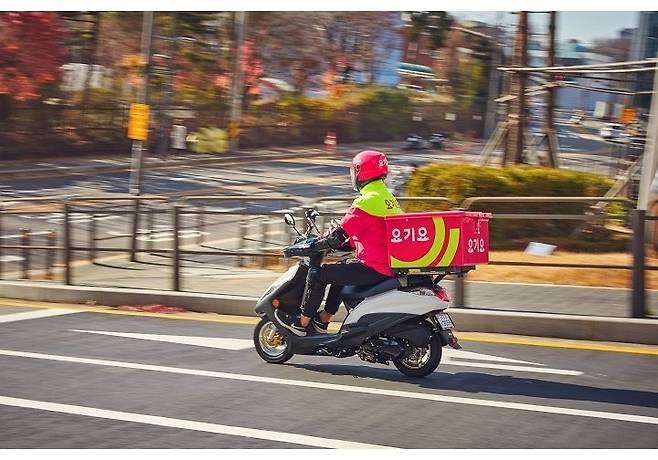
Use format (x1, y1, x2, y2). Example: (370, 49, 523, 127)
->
(392, 335, 442, 377)
(254, 317, 294, 364)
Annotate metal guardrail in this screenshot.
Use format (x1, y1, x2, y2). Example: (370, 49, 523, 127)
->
(460, 196, 631, 220)
(0, 194, 653, 317)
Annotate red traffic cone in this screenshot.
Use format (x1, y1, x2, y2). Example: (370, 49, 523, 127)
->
(324, 131, 337, 152)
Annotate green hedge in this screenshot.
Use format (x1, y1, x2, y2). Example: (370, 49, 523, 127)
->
(405, 163, 628, 248)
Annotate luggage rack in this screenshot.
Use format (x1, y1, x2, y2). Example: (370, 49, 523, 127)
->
(393, 265, 475, 276)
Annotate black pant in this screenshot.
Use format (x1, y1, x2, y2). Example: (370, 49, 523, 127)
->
(300, 261, 391, 317)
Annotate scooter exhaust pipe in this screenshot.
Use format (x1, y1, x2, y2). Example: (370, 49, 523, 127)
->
(380, 344, 403, 359)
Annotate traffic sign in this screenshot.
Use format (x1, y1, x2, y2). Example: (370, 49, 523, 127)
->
(128, 103, 150, 141)
(621, 107, 637, 125)
(228, 121, 240, 139)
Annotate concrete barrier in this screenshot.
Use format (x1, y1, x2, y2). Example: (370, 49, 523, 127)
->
(1, 280, 657, 345)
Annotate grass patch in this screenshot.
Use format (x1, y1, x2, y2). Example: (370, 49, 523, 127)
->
(469, 251, 658, 289)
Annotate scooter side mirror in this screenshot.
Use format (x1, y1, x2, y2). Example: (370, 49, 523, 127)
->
(284, 213, 296, 227)
(305, 208, 320, 222)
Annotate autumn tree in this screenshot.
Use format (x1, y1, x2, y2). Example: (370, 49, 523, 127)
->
(0, 12, 67, 102)
(248, 12, 400, 95)
(408, 11, 453, 49)
(590, 35, 632, 63)
(423, 17, 492, 109)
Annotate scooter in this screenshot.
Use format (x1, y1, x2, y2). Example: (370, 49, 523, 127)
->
(253, 209, 462, 377)
(403, 133, 430, 150)
(429, 132, 445, 149)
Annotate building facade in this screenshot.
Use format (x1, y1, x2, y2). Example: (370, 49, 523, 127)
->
(630, 11, 658, 111)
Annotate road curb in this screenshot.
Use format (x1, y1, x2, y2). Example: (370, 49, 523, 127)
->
(0, 281, 256, 318)
(2, 280, 657, 345)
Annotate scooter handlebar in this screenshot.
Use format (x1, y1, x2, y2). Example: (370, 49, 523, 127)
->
(283, 238, 317, 257)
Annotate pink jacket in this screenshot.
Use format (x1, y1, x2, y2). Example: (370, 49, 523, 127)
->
(339, 180, 402, 276)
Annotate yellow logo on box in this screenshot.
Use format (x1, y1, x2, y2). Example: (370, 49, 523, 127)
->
(128, 103, 150, 141)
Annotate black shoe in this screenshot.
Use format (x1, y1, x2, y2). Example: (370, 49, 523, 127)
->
(274, 310, 307, 337)
(312, 313, 329, 334)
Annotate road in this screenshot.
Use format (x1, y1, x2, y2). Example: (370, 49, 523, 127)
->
(0, 301, 656, 448)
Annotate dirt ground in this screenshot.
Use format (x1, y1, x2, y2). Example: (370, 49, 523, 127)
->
(469, 251, 658, 289)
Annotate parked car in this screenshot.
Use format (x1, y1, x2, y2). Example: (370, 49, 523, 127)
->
(600, 122, 624, 139)
(429, 133, 445, 149)
(626, 134, 647, 161)
(647, 170, 658, 249)
(569, 110, 585, 125)
(403, 133, 430, 150)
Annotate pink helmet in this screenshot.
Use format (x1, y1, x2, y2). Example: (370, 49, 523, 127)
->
(350, 150, 389, 191)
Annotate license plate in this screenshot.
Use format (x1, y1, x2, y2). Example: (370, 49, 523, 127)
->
(435, 313, 454, 330)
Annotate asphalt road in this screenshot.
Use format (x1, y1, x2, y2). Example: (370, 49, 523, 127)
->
(0, 302, 657, 448)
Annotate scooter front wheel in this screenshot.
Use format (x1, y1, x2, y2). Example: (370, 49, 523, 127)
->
(392, 335, 442, 377)
(254, 317, 294, 364)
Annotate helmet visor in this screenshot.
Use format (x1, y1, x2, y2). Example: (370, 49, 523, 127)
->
(350, 167, 359, 191)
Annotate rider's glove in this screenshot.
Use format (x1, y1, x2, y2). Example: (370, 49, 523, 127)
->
(311, 226, 349, 251)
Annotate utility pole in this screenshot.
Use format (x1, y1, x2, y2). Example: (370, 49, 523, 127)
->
(636, 51, 658, 211)
(483, 12, 503, 139)
(158, 12, 177, 157)
(81, 12, 101, 122)
(228, 11, 247, 152)
(484, 43, 502, 139)
(544, 11, 560, 167)
(504, 11, 529, 165)
(129, 11, 154, 261)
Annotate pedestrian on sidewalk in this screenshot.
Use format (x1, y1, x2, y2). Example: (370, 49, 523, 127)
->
(170, 119, 188, 153)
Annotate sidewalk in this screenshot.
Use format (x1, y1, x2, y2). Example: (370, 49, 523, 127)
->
(15, 253, 656, 319)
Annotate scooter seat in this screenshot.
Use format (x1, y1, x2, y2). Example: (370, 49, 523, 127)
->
(341, 278, 401, 300)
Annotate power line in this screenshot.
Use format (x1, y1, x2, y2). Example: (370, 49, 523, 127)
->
(565, 74, 643, 84)
(499, 58, 657, 72)
(539, 67, 657, 74)
(559, 82, 653, 96)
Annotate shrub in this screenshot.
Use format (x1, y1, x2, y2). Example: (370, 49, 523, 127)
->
(239, 86, 413, 147)
(358, 87, 412, 140)
(404, 163, 620, 243)
(187, 127, 228, 154)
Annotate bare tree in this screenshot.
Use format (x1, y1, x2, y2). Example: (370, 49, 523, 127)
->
(248, 12, 401, 94)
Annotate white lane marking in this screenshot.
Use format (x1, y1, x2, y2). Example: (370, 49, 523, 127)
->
(0, 396, 390, 449)
(0, 309, 76, 324)
(70, 330, 253, 350)
(443, 356, 582, 375)
(443, 348, 542, 365)
(442, 349, 582, 375)
(0, 231, 51, 240)
(0, 349, 653, 426)
(69, 329, 580, 375)
(0, 255, 25, 263)
(106, 229, 210, 242)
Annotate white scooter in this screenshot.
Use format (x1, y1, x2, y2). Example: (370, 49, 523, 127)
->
(253, 209, 464, 377)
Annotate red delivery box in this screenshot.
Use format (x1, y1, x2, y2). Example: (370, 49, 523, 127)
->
(384, 211, 491, 273)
